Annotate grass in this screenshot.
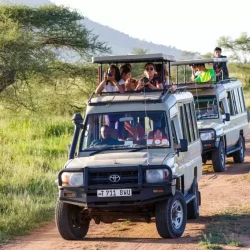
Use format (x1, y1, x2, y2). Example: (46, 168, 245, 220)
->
(0, 114, 73, 242)
(200, 206, 250, 249)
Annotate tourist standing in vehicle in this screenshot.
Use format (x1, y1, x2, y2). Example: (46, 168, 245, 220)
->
(192, 64, 216, 83)
(95, 65, 124, 94)
(155, 64, 170, 86)
(135, 63, 163, 90)
(213, 47, 229, 81)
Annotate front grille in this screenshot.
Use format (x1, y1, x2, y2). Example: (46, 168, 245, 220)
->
(88, 169, 138, 185)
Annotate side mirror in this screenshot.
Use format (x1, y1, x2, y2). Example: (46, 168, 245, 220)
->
(178, 139, 188, 152)
(224, 113, 230, 122)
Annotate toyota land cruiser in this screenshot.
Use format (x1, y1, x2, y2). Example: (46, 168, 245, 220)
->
(172, 58, 249, 172)
(55, 54, 203, 240)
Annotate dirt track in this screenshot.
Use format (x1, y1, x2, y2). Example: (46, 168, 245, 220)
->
(1, 136, 250, 250)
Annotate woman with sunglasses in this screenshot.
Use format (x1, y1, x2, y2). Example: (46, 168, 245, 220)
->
(135, 63, 163, 91)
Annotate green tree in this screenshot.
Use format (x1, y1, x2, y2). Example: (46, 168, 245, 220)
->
(0, 5, 110, 113)
(217, 32, 250, 84)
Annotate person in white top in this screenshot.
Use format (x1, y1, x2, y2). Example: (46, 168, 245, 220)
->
(95, 65, 125, 94)
(119, 65, 132, 85)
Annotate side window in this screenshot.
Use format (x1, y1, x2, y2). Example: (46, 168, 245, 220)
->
(231, 90, 238, 115)
(171, 120, 178, 146)
(237, 87, 246, 113)
(219, 100, 225, 115)
(179, 105, 189, 143)
(184, 103, 194, 142)
(227, 91, 233, 115)
(240, 88, 246, 112)
(233, 89, 241, 114)
(190, 102, 199, 140)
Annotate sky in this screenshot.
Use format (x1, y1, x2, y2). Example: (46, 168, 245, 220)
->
(50, 0, 250, 55)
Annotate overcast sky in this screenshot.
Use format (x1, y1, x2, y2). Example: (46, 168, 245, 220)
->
(50, 0, 250, 55)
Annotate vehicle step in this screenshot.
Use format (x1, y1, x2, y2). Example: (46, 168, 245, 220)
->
(184, 193, 195, 204)
(226, 146, 241, 156)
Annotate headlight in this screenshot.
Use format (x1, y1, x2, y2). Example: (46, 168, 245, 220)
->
(200, 131, 215, 141)
(146, 169, 169, 183)
(61, 172, 84, 187)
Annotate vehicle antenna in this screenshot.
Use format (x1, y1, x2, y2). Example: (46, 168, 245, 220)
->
(143, 86, 149, 165)
(195, 83, 200, 118)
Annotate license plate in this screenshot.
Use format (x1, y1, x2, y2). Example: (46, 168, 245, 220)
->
(97, 189, 132, 197)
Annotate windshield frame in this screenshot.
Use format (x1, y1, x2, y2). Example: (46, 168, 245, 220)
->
(194, 95, 219, 120)
(78, 110, 171, 152)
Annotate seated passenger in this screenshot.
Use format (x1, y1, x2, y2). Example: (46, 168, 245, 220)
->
(147, 127, 169, 145)
(90, 125, 123, 146)
(124, 118, 145, 140)
(135, 63, 163, 91)
(95, 65, 124, 94)
(192, 64, 216, 83)
(204, 104, 217, 117)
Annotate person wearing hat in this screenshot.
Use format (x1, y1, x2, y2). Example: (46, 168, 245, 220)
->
(213, 47, 229, 81)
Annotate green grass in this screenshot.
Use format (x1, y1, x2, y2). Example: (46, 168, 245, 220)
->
(0, 115, 73, 242)
(200, 206, 250, 249)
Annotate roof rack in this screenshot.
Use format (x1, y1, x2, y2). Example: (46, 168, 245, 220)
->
(92, 53, 175, 64)
(171, 57, 228, 66)
(175, 83, 216, 90)
(217, 77, 238, 84)
(87, 86, 186, 106)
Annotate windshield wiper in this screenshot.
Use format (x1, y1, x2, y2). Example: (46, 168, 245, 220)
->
(131, 145, 169, 152)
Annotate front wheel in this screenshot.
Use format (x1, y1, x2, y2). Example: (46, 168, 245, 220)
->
(233, 135, 245, 163)
(155, 191, 187, 239)
(55, 200, 90, 240)
(212, 140, 226, 172)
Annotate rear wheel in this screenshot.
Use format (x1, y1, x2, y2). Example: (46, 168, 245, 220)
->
(155, 190, 187, 238)
(187, 177, 200, 219)
(212, 140, 225, 172)
(233, 135, 245, 163)
(55, 200, 90, 240)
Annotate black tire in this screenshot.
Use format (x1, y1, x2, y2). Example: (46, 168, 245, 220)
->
(212, 140, 226, 172)
(55, 200, 90, 240)
(155, 190, 187, 239)
(233, 135, 245, 163)
(187, 177, 200, 219)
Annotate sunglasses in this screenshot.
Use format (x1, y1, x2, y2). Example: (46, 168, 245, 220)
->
(146, 67, 154, 71)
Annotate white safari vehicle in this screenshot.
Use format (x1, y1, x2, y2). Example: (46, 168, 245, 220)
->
(55, 54, 203, 240)
(172, 58, 249, 172)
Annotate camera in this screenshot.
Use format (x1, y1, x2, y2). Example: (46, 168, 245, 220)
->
(108, 73, 113, 77)
(143, 77, 149, 83)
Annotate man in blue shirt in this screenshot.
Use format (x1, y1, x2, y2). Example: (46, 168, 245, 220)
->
(90, 125, 123, 146)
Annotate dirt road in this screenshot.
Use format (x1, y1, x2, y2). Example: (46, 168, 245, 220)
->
(1, 137, 250, 250)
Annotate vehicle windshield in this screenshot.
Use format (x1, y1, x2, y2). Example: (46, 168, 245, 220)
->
(194, 96, 219, 120)
(81, 111, 170, 150)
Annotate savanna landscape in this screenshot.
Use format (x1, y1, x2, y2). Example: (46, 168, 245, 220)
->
(0, 3, 250, 250)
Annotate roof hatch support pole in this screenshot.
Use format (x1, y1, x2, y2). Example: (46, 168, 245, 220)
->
(184, 65, 186, 83)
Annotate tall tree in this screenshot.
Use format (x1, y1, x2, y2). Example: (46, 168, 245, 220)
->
(217, 32, 250, 84)
(0, 5, 110, 96)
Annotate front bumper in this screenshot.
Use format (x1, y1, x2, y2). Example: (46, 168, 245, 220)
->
(58, 165, 174, 208)
(202, 140, 220, 153)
